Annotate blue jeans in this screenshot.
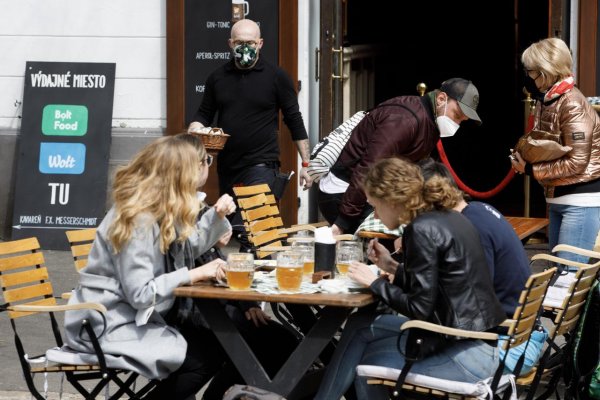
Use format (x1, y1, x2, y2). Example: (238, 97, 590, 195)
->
(314, 314, 499, 400)
(548, 204, 600, 265)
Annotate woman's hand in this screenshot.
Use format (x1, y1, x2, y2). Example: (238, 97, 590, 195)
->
(245, 307, 271, 327)
(510, 150, 526, 174)
(216, 229, 233, 248)
(348, 261, 378, 287)
(367, 238, 400, 274)
(214, 194, 236, 219)
(189, 258, 227, 283)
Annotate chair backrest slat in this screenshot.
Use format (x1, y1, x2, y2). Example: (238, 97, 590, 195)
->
(233, 184, 271, 197)
(0, 252, 45, 272)
(3, 282, 54, 303)
(71, 243, 93, 258)
(253, 230, 287, 246)
(0, 237, 57, 320)
(550, 263, 600, 338)
(249, 217, 284, 234)
(0, 266, 49, 288)
(65, 228, 96, 272)
(0, 237, 40, 254)
(504, 267, 556, 351)
(65, 228, 96, 243)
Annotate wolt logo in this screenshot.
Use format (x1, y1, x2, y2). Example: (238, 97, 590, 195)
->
(39, 142, 86, 174)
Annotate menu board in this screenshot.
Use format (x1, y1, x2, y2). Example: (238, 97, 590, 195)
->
(184, 0, 279, 124)
(11, 61, 115, 250)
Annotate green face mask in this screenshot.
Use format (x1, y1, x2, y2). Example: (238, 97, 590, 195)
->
(233, 43, 258, 68)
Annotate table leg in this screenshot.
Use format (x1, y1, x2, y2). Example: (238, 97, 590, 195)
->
(195, 299, 352, 398)
(194, 299, 271, 388)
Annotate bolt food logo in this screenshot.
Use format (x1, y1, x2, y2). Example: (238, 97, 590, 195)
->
(42, 105, 88, 136)
(39, 142, 86, 174)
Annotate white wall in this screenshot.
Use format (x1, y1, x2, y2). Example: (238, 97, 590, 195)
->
(0, 0, 167, 130)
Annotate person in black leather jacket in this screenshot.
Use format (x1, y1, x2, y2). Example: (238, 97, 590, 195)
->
(314, 158, 506, 400)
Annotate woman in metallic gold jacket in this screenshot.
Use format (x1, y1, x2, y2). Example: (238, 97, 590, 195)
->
(512, 37, 600, 264)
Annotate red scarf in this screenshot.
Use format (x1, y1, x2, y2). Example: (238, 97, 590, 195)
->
(544, 75, 575, 103)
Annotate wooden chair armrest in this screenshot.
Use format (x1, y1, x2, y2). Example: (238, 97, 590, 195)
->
(287, 236, 314, 243)
(9, 302, 107, 314)
(499, 319, 515, 328)
(281, 221, 329, 234)
(281, 225, 316, 234)
(335, 234, 355, 241)
(551, 244, 600, 260)
(531, 253, 589, 269)
(260, 245, 292, 252)
(400, 320, 498, 341)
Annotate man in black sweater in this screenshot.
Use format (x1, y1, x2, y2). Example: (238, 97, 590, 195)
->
(189, 19, 311, 251)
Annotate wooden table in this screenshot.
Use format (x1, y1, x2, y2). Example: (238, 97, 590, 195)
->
(358, 216, 550, 243)
(505, 216, 549, 241)
(174, 283, 375, 399)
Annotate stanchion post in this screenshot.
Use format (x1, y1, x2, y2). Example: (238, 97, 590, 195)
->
(523, 89, 535, 217)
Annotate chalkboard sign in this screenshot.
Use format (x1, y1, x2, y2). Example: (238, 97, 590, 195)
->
(12, 61, 115, 250)
(184, 0, 279, 124)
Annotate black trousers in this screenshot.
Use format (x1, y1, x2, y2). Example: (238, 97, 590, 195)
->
(144, 323, 226, 400)
(317, 188, 373, 234)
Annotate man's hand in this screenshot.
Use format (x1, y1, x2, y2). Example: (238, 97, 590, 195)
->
(188, 121, 205, 133)
(299, 167, 313, 190)
(331, 224, 343, 236)
(245, 307, 271, 327)
(214, 194, 236, 219)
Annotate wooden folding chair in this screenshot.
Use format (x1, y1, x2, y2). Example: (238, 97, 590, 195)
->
(232, 184, 327, 258)
(0, 237, 156, 399)
(65, 228, 97, 272)
(356, 267, 557, 399)
(516, 247, 600, 400)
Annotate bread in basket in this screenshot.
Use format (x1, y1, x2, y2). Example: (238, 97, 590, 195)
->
(189, 127, 230, 151)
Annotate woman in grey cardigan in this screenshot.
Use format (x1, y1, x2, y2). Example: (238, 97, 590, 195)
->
(63, 134, 235, 399)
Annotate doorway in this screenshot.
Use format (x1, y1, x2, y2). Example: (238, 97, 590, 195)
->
(318, 0, 550, 217)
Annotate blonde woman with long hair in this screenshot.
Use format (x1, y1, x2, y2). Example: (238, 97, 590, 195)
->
(314, 158, 505, 400)
(63, 133, 236, 400)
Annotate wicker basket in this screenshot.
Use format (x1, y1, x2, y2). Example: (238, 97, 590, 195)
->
(190, 127, 230, 151)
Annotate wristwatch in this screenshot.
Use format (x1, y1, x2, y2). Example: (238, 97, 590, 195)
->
(301, 161, 310, 168)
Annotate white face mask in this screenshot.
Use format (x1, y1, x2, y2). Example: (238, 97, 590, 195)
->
(436, 101, 460, 138)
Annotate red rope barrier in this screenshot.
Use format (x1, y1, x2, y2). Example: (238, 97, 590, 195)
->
(436, 111, 535, 198)
(436, 140, 516, 199)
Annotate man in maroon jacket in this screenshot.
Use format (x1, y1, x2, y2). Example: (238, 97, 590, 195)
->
(318, 78, 482, 235)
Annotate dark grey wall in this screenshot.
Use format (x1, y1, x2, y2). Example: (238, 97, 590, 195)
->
(0, 128, 162, 240)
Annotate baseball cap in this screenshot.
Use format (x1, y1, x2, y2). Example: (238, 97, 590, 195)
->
(440, 78, 482, 125)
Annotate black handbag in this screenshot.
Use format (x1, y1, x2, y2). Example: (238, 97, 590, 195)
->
(392, 326, 451, 397)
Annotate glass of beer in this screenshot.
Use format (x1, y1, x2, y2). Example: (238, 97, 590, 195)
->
(225, 252, 255, 290)
(291, 239, 315, 275)
(336, 240, 363, 276)
(276, 251, 304, 292)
